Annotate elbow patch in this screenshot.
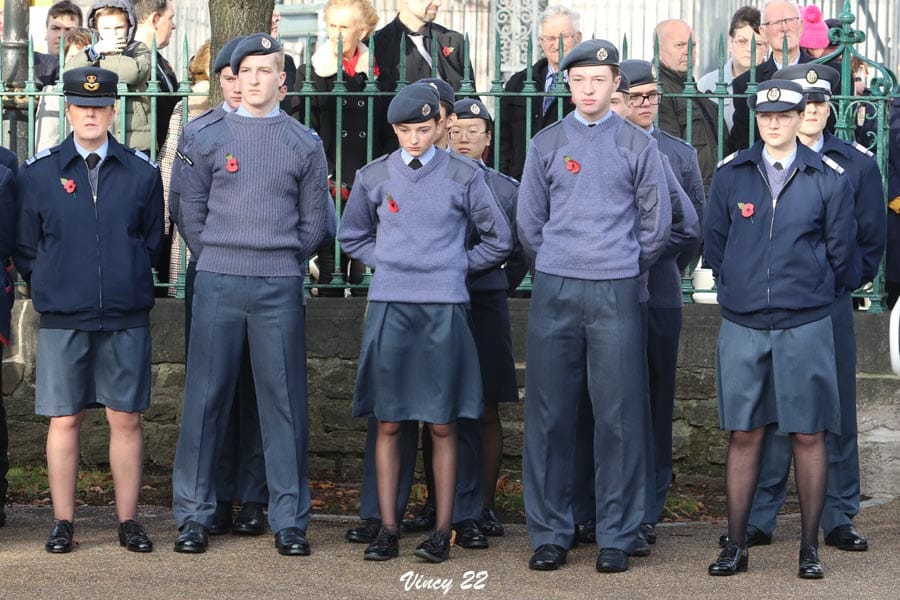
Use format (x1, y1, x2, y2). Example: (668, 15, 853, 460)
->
(470, 206, 496, 238)
(637, 184, 659, 214)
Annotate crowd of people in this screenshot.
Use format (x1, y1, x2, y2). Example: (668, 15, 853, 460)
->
(0, 0, 897, 583)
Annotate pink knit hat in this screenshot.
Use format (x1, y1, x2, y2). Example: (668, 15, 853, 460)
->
(800, 5, 830, 49)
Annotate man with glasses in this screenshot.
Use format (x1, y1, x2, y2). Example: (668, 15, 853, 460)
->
(655, 19, 719, 190)
(697, 6, 767, 132)
(499, 5, 581, 180)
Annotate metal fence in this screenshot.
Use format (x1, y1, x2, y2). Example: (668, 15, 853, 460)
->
(1, 2, 896, 310)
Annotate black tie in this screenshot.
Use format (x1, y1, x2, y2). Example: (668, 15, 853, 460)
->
(85, 153, 101, 170)
(409, 158, 422, 170)
(774, 161, 783, 171)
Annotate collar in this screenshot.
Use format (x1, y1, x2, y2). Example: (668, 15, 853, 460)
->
(735, 140, 825, 174)
(311, 42, 373, 78)
(221, 102, 236, 113)
(573, 109, 613, 127)
(73, 137, 109, 162)
(763, 146, 797, 171)
(398, 16, 432, 38)
(236, 104, 281, 118)
(820, 132, 851, 158)
(808, 135, 825, 154)
(58, 133, 125, 169)
(401, 145, 437, 166)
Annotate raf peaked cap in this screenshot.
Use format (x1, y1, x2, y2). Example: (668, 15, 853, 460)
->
(63, 66, 118, 106)
(214, 36, 247, 74)
(230, 33, 283, 73)
(773, 63, 839, 103)
(619, 59, 656, 88)
(415, 78, 456, 110)
(748, 79, 807, 113)
(559, 39, 619, 71)
(388, 84, 440, 124)
(453, 98, 492, 123)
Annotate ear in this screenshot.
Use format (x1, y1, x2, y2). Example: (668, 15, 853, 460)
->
(152, 12, 161, 27)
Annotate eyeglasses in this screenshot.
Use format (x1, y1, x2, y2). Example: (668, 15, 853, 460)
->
(756, 113, 797, 126)
(760, 17, 801, 29)
(731, 37, 768, 49)
(538, 32, 578, 44)
(448, 129, 489, 141)
(629, 92, 661, 106)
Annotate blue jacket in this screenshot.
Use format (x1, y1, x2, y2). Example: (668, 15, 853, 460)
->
(885, 98, 900, 283)
(703, 142, 856, 330)
(16, 134, 164, 330)
(0, 163, 15, 345)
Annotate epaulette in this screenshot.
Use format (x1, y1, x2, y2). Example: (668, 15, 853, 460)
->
(716, 152, 738, 169)
(822, 155, 845, 175)
(128, 148, 158, 168)
(360, 154, 390, 188)
(660, 129, 693, 149)
(24, 148, 52, 166)
(446, 152, 479, 184)
(851, 141, 875, 158)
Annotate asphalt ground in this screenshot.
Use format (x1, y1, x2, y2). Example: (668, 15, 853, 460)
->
(0, 497, 897, 599)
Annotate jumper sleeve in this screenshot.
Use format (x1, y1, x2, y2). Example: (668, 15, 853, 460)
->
(634, 138, 672, 272)
(295, 140, 336, 260)
(515, 141, 551, 261)
(466, 169, 513, 273)
(660, 155, 700, 260)
(337, 174, 378, 268)
(178, 138, 212, 258)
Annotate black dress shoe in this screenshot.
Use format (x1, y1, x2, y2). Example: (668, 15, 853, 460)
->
(402, 503, 436, 532)
(275, 527, 310, 556)
(413, 530, 451, 563)
(718, 525, 772, 548)
(118, 519, 153, 552)
(346, 518, 381, 544)
(798, 544, 824, 579)
(630, 537, 651, 557)
(209, 502, 232, 535)
(596, 548, 629, 573)
(480, 507, 504, 537)
(528, 544, 567, 571)
(174, 521, 208, 554)
(708, 544, 748, 576)
(45, 520, 75, 553)
(824, 524, 868, 551)
(453, 519, 489, 549)
(640, 522, 657, 545)
(363, 527, 400, 561)
(578, 519, 596, 544)
(232, 502, 267, 536)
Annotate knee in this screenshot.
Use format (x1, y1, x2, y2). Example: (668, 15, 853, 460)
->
(106, 410, 142, 435)
(790, 432, 824, 449)
(49, 413, 84, 434)
(378, 421, 403, 437)
(730, 428, 765, 448)
(427, 423, 455, 439)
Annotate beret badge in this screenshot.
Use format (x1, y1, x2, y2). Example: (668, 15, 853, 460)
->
(470, 103, 480, 115)
(422, 103, 431, 116)
(261, 37, 272, 49)
(596, 48, 608, 61)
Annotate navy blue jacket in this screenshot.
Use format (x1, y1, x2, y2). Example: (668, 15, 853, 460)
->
(16, 134, 164, 330)
(820, 133, 885, 292)
(0, 163, 15, 345)
(885, 98, 900, 283)
(703, 142, 856, 330)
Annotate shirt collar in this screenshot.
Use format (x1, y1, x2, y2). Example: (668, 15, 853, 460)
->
(73, 138, 109, 162)
(401, 145, 437, 166)
(573, 109, 613, 127)
(762, 146, 797, 171)
(809, 135, 825, 154)
(236, 104, 281, 118)
(221, 102, 236, 113)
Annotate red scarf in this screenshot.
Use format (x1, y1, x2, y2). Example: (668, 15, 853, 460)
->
(342, 48, 361, 77)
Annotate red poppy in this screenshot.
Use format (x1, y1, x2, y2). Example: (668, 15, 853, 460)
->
(442, 46, 454, 57)
(225, 153, 239, 173)
(372, 61, 380, 78)
(563, 155, 580, 174)
(739, 202, 755, 218)
(60, 178, 76, 194)
(387, 195, 399, 213)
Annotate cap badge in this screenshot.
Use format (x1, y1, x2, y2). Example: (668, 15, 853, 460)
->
(766, 87, 781, 102)
(427, 82, 438, 90)
(805, 69, 818, 84)
(261, 37, 272, 49)
(83, 74, 100, 92)
(422, 103, 432, 116)
(596, 48, 609, 61)
(470, 103, 480, 115)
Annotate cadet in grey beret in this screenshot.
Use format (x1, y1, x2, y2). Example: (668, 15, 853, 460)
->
(230, 33, 284, 73)
(748, 79, 807, 113)
(453, 98, 492, 124)
(773, 64, 839, 103)
(619, 59, 656, 88)
(559, 39, 619, 71)
(415, 78, 456, 113)
(214, 36, 247, 75)
(387, 84, 441, 124)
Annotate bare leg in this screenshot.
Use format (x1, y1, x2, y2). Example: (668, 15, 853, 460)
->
(46, 412, 85, 522)
(376, 421, 402, 532)
(106, 408, 144, 522)
(427, 421, 457, 534)
(481, 403, 502, 509)
(726, 427, 766, 546)
(791, 432, 827, 547)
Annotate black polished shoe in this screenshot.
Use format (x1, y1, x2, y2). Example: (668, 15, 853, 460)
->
(578, 519, 596, 544)
(45, 520, 75, 553)
(708, 544, 748, 576)
(232, 502, 267, 536)
(630, 536, 651, 557)
(413, 529, 451, 563)
(346, 518, 382, 544)
(209, 502, 232, 536)
(718, 525, 772, 548)
(453, 519, 489, 549)
(480, 507, 504, 537)
(640, 522, 657, 545)
(363, 527, 400, 561)
(798, 544, 824, 579)
(275, 527, 310, 556)
(824, 524, 868, 551)
(118, 519, 153, 552)
(174, 520, 208, 554)
(528, 544, 567, 571)
(596, 548, 629, 573)
(402, 503, 436, 532)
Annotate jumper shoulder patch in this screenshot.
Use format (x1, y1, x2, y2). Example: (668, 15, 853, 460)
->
(716, 152, 738, 169)
(445, 154, 478, 185)
(822, 155, 845, 175)
(851, 141, 875, 158)
(360, 156, 390, 189)
(24, 149, 52, 166)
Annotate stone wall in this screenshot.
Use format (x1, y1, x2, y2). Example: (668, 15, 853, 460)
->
(3, 298, 899, 496)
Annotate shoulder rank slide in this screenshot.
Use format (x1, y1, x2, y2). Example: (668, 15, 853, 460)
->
(822, 155, 845, 175)
(175, 150, 194, 166)
(130, 148, 158, 168)
(716, 151, 738, 169)
(24, 148, 52, 166)
(851, 141, 875, 157)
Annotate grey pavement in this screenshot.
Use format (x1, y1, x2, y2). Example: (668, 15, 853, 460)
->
(0, 498, 898, 600)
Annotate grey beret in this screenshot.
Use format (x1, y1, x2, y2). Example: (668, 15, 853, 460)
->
(559, 39, 619, 71)
(229, 33, 283, 73)
(619, 59, 656, 88)
(214, 36, 247, 74)
(388, 84, 441, 124)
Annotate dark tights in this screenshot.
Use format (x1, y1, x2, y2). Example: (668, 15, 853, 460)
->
(481, 403, 503, 509)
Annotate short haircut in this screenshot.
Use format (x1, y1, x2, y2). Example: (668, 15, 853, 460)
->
(133, 0, 168, 24)
(64, 27, 93, 51)
(537, 5, 580, 35)
(762, 0, 801, 21)
(47, 1, 84, 27)
(729, 6, 762, 37)
(188, 39, 211, 85)
(92, 6, 129, 25)
(323, 0, 379, 35)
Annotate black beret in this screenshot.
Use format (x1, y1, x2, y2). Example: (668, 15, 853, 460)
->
(63, 66, 118, 106)
(616, 69, 630, 93)
(214, 36, 247, 74)
(559, 39, 619, 71)
(773, 64, 839, 102)
(230, 33, 283, 73)
(415, 78, 456, 110)
(388, 84, 440, 124)
(748, 79, 807, 113)
(453, 98, 492, 123)
(619, 59, 656, 88)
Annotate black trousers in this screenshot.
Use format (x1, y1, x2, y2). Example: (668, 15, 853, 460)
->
(1, 364, 8, 505)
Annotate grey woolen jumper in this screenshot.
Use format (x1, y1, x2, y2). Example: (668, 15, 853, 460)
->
(179, 111, 336, 277)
